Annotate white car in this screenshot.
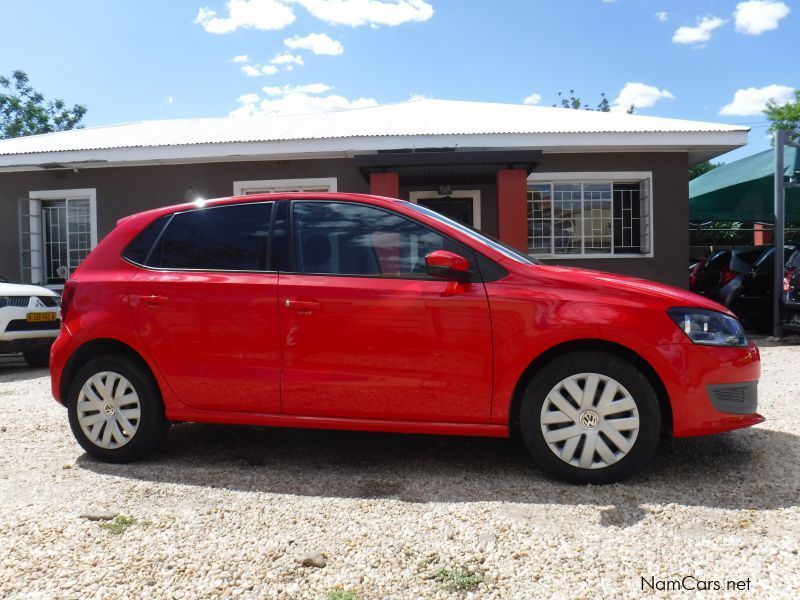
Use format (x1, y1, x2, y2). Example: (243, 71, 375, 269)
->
(0, 281, 61, 367)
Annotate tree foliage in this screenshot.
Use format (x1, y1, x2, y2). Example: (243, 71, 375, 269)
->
(764, 89, 800, 137)
(689, 161, 722, 181)
(0, 70, 86, 139)
(554, 90, 634, 114)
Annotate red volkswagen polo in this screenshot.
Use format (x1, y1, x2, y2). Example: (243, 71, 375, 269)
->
(50, 193, 762, 483)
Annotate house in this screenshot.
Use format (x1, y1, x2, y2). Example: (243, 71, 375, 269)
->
(0, 99, 747, 289)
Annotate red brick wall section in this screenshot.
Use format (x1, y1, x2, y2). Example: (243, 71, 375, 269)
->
(369, 172, 400, 198)
(496, 168, 529, 253)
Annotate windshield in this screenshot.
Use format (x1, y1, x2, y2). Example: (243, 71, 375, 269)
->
(401, 201, 539, 266)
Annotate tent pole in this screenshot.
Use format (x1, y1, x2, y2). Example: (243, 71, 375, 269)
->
(773, 131, 785, 339)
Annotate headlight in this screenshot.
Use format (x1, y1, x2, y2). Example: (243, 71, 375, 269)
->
(668, 308, 747, 347)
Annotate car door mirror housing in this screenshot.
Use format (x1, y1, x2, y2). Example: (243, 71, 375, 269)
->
(425, 250, 472, 282)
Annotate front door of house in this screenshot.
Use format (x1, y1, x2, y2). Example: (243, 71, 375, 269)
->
(416, 197, 474, 227)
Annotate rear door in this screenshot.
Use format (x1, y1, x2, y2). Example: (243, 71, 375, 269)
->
(128, 201, 281, 413)
(277, 200, 494, 423)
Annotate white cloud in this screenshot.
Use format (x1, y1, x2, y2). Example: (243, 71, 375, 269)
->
(167, 96, 175, 104)
(654, 11, 668, 22)
(197, 0, 432, 33)
(719, 84, 795, 116)
(672, 15, 726, 45)
(262, 83, 333, 96)
(232, 54, 250, 63)
(734, 0, 790, 35)
(523, 93, 542, 106)
(195, 0, 296, 33)
(262, 65, 279, 75)
(293, 0, 433, 27)
(262, 86, 283, 95)
(284, 32, 343, 55)
(231, 87, 377, 117)
(611, 82, 674, 112)
(270, 52, 305, 66)
(241, 65, 262, 77)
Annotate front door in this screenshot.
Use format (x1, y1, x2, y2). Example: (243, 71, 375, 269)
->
(129, 202, 282, 413)
(416, 197, 475, 227)
(278, 200, 493, 423)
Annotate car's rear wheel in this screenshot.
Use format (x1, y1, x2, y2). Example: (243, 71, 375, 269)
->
(519, 351, 661, 484)
(23, 347, 50, 368)
(67, 355, 168, 463)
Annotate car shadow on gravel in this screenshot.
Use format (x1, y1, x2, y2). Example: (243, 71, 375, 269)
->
(78, 422, 800, 525)
(0, 356, 48, 383)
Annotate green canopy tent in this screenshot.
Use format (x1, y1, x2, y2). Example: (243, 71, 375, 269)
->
(690, 145, 800, 222)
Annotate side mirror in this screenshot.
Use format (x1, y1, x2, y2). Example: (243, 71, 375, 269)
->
(425, 250, 472, 282)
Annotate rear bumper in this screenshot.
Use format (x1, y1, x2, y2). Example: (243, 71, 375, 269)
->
(49, 326, 73, 405)
(642, 340, 763, 437)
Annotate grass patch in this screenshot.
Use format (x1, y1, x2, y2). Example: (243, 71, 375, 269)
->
(99, 515, 137, 535)
(433, 567, 483, 592)
(325, 589, 358, 600)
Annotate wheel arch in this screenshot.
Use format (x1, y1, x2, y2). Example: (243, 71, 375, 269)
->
(60, 338, 155, 403)
(508, 338, 673, 437)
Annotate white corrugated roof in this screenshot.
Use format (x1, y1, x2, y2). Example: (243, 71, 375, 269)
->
(0, 99, 750, 170)
(0, 99, 746, 156)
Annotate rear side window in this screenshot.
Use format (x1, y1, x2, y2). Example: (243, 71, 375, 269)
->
(147, 203, 272, 271)
(123, 215, 170, 266)
(704, 250, 730, 270)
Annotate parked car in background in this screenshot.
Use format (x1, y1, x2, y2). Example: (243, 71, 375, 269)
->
(0, 281, 61, 367)
(782, 266, 800, 333)
(737, 245, 800, 330)
(50, 193, 763, 484)
(689, 259, 706, 289)
(690, 246, 766, 308)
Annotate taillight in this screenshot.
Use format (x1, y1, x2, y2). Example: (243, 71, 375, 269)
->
(784, 268, 796, 292)
(719, 266, 738, 284)
(61, 279, 77, 321)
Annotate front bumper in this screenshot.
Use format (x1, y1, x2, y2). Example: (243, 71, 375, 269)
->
(642, 339, 763, 437)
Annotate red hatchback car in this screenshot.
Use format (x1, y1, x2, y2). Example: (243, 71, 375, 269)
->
(50, 193, 763, 483)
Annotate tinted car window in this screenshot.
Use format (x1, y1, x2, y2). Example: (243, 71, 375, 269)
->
(123, 215, 170, 265)
(149, 203, 272, 271)
(291, 201, 476, 278)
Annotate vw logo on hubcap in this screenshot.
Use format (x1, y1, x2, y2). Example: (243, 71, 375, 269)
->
(102, 402, 116, 416)
(579, 410, 599, 429)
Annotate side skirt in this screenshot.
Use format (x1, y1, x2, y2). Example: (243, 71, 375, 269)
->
(165, 408, 510, 438)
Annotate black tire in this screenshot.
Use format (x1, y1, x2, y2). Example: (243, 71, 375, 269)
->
(66, 354, 168, 463)
(519, 351, 661, 484)
(23, 347, 50, 368)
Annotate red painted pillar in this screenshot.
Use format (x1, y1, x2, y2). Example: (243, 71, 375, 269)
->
(754, 222, 773, 245)
(496, 168, 529, 253)
(369, 172, 400, 198)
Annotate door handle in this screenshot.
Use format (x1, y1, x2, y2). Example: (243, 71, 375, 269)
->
(141, 295, 169, 307)
(284, 299, 321, 313)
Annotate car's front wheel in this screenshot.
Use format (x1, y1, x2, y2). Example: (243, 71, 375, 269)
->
(519, 351, 661, 484)
(67, 355, 168, 463)
(23, 347, 50, 368)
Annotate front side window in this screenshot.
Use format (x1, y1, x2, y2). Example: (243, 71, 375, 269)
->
(147, 203, 272, 271)
(528, 179, 651, 257)
(291, 201, 474, 278)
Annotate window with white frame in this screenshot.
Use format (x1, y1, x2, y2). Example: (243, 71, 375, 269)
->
(20, 189, 98, 286)
(527, 174, 652, 257)
(233, 177, 337, 196)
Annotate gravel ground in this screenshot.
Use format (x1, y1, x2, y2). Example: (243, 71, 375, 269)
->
(0, 347, 799, 599)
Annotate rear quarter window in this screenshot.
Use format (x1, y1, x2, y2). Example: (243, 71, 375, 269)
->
(122, 215, 170, 266)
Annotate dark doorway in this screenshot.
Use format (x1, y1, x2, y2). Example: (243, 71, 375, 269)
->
(416, 197, 474, 227)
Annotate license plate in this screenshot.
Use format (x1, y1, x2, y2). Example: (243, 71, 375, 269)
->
(26, 312, 57, 323)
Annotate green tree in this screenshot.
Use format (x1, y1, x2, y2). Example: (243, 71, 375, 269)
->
(0, 70, 86, 139)
(689, 161, 722, 181)
(764, 89, 800, 137)
(554, 90, 634, 114)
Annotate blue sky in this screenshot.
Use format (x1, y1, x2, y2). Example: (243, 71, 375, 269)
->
(1, 0, 795, 162)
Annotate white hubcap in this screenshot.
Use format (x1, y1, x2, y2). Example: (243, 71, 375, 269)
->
(540, 373, 640, 469)
(77, 371, 141, 449)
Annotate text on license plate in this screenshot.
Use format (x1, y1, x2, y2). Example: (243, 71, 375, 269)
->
(26, 312, 57, 323)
